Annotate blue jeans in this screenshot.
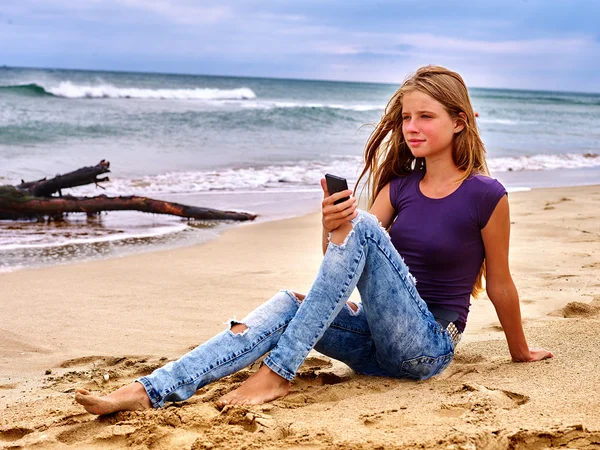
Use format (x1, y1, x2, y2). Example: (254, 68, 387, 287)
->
(138, 211, 455, 408)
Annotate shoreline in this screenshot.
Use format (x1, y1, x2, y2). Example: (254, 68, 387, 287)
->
(1, 184, 599, 449)
(2, 170, 600, 274)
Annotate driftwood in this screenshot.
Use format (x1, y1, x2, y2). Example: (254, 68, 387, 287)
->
(17, 159, 112, 197)
(0, 161, 257, 222)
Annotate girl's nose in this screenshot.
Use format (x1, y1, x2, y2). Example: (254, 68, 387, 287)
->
(404, 119, 418, 133)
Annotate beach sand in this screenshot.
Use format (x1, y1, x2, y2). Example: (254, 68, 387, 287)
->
(1, 185, 599, 449)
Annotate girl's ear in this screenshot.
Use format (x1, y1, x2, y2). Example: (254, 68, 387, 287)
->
(454, 112, 467, 134)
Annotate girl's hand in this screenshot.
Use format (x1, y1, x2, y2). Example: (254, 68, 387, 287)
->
(513, 348, 554, 362)
(320, 178, 358, 232)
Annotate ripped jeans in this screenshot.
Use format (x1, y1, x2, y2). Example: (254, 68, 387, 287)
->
(138, 210, 455, 408)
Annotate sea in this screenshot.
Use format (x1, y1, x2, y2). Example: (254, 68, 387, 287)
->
(1, 66, 599, 272)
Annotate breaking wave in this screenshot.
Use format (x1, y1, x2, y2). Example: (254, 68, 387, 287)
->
(0, 82, 257, 100)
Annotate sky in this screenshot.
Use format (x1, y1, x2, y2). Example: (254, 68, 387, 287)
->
(1, 0, 599, 92)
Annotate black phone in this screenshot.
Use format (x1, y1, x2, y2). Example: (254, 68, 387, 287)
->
(325, 174, 350, 205)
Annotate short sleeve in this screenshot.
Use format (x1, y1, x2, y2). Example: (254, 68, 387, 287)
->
(389, 172, 421, 209)
(389, 176, 403, 209)
(477, 178, 507, 229)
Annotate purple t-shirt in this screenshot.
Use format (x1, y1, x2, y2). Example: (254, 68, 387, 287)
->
(389, 170, 507, 331)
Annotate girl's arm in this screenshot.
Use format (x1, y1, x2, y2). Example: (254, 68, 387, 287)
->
(481, 195, 553, 362)
(320, 180, 396, 255)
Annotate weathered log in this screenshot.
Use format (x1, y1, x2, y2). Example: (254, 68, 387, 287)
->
(1, 160, 257, 222)
(0, 187, 256, 221)
(17, 160, 111, 197)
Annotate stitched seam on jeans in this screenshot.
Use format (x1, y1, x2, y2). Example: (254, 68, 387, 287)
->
(263, 356, 294, 381)
(359, 235, 431, 358)
(137, 377, 162, 408)
(164, 320, 292, 394)
(309, 246, 365, 346)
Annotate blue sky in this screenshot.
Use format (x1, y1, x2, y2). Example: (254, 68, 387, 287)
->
(1, 0, 599, 91)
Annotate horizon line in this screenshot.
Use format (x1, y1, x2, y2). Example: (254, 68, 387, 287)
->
(2, 64, 599, 96)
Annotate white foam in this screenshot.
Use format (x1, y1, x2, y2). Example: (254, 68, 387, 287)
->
(505, 186, 532, 193)
(46, 81, 256, 100)
(489, 152, 600, 172)
(0, 223, 188, 251)
(477, 118, 518, 125)
(65, 153, 600, 198)
(74, 157, 365, 196)
(477, 118, 540, 125)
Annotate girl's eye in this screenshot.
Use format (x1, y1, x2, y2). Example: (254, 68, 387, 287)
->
(421, 114, 431, 119)
(401, 116, 410, 121)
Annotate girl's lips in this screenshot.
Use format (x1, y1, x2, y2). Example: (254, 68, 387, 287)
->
(408, 139, 425, 146)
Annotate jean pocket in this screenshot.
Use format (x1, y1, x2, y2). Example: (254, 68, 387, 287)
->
(400, 352, 453, 380)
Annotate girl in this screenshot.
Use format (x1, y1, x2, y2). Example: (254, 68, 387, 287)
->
(75, 65, 552, 415)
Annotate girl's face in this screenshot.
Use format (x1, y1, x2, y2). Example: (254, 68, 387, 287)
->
(401, 90, 463, 160)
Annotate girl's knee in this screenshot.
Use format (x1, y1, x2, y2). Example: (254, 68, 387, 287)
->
(291, 291, 306, 302)
(329, 222, 354, 246)
(282, 289, 305, 305)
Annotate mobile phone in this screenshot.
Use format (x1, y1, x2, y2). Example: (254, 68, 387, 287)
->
(325, 174, 350, 205)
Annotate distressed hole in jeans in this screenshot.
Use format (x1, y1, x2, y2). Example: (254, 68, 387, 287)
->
(377, 219, 392, 241)
(399, 255, 417, 286)
(229, 320, 249, 336)
(289, 291, 306, 303)
(347, 301, 359, 314)
(328, 218, 360, 249)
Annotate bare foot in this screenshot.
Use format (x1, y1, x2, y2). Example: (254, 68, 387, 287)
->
(216, 364, 291, 408)
(74, 382, 152, 415)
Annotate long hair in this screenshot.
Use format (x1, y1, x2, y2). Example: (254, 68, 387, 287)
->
(355, 65, 490, 297)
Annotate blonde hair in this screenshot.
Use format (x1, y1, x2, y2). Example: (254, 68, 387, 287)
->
(355, 65, 490, 297)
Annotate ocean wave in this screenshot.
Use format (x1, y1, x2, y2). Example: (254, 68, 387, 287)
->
(271, 102, 382, 112)
(472, 90, 600, 106)
(489, 152, 600, 172)
(216, 99, 382, 113)
(0, 82, 257, 100)
(68, 153, 600, 197)
(0, 83, 53, 97)
(74, 158, 364, 196)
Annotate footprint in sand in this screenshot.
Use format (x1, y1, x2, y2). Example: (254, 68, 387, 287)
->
(440, 383, 529, 418)
(56, 420, 108, 445)
(0, 427, 34, 442)
(359, 408, 410, 428)
(543, 196, 575, 211)
(437, 352, 489, 380)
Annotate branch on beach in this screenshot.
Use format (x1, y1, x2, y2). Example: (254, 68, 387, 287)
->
(0, 161, 257, 222)
(17, 160, 111, 197)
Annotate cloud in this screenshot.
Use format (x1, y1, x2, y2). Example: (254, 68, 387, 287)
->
(115, 0, 232, 25)
(1, 0, 599, 91)
(1, 0, 233, 25)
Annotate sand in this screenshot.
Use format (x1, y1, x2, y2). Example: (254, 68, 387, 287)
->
(1, 185, 599, 449)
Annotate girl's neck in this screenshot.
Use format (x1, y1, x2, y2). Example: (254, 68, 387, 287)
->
(423, 155, 463, 185)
